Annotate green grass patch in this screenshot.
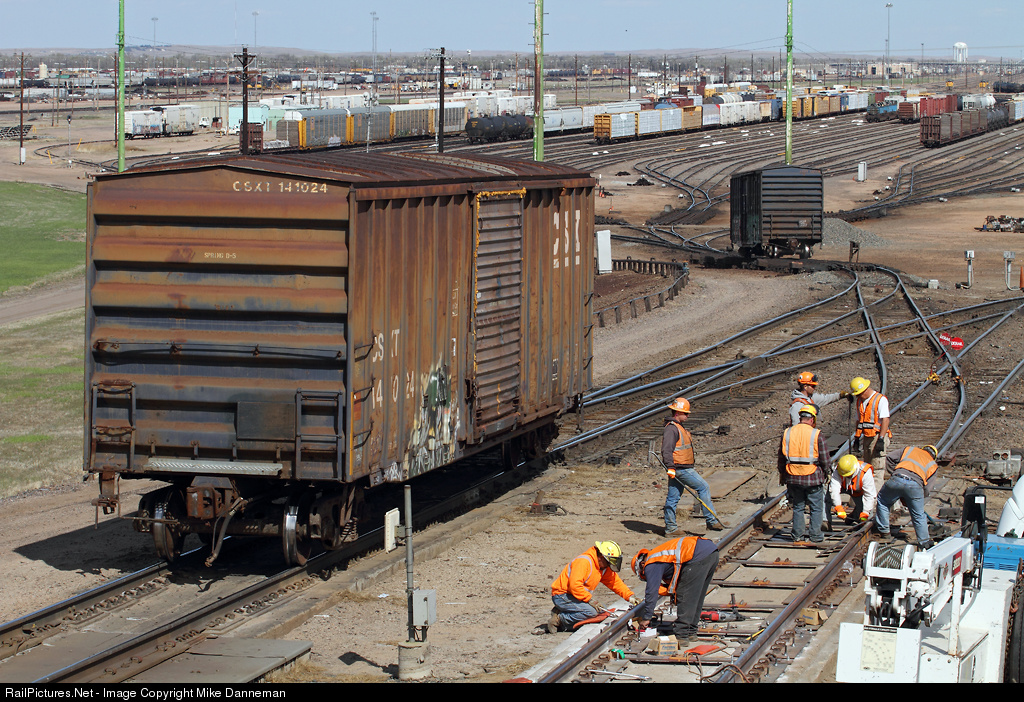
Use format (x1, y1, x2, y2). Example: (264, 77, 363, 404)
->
(0, 182, 86, 293)
(0, 309, 84, 496)
(2, 434, 51, 444)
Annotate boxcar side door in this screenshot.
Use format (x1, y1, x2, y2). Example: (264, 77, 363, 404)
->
(469, 190, 526, 440)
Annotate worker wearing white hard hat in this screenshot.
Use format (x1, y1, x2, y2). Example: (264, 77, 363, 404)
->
(829, 454, 877, 522)
(661, 398, 723, 536)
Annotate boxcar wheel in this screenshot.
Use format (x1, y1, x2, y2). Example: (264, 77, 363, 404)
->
(282, 494, 313, 566)
(152, 489, 185, 564)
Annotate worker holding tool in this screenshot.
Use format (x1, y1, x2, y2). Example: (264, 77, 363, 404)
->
(789, 371, 850, 426)
(778, 404, 831, 544)
(661, 397, 724, 536)
(829, 454, 877, 523)
(548, 541, 639, 633)
(849, 377, 891, 477)
(631, 535, 720, 646)
(874, 445, 939, 548)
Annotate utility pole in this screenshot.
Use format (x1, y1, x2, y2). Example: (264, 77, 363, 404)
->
(117, 0, 125, 172)
(533, 0, 544, 162)
(785, 0, 794, 165)
(427, 48, 446, 152)
(18, 52, 25, 165)
(235, 47, 254, 154)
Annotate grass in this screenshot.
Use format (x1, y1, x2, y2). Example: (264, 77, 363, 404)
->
(0, 309, 84, 497)
(0, 182, 87, 294)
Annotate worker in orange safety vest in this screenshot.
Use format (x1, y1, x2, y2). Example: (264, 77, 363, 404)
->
(828, 454, 877, 523)
(548, 541, 638, 633)
(850, 376, 891, 475)
(661, 397, 723, 536)
(631, 535, 719, 646)
(778, 404, 831, 544)
(874, 445, 939, 548)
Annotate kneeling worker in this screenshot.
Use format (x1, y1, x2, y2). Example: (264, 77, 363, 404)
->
(829, 454, 877, 523)
(549, 541, 638, 633)
(632, 535, 720, 646)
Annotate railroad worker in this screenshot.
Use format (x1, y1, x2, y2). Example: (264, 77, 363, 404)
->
(661, 397, 724, 536)
(874, 445, 939, 549)
(777, 404, 831, 544)
(829, 454, 877, 523)
(789, 371, 850, 426)
(850, 377, 891, 476)
(631, 535, 720, 646)
(548, 541, 638, 634)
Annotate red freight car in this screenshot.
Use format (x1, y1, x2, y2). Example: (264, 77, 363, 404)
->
(85, 152, 595, 564)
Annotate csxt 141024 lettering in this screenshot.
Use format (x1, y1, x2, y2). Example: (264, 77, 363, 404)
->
(85, 152, 594, 565)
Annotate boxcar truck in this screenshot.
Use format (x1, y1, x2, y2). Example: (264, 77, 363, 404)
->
(84, 152, 595, 565)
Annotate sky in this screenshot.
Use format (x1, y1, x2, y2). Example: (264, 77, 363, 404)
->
(1, 0, 1023, 61)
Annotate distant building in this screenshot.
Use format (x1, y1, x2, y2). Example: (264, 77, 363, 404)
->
(954, 42, 968, 64)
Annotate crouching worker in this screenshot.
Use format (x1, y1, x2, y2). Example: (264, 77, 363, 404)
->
(830, 454, 877, 523)
(631, 535, 720, 647)
(548, 541, 638, 633)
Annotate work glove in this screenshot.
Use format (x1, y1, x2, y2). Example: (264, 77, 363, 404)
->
(832, 506, 847, 520)
(859, 512, 869, 522)
(666, 468, 676, 479)
(840, 391, 852, 399)
(629, 595, 641, 607)
(881, 436, 890, 453)
(589, 600, 603, 613)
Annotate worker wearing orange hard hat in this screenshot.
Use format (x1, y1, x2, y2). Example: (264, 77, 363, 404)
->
(631, 535, 720, 646)
(661, 398, 723, 537)
(778, 404, 831, 544)
(789, 371, 850, 426)
(849, 377, 891, 476)
(548, 541, 639, 633)
(829, 454, 877, 523)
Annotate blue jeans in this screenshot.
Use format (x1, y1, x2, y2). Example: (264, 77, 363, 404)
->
(551, 592, 599, 629)
(875, 474, 929, 543)
(787, 483, 824, 542)
(665, 471, 716, 531)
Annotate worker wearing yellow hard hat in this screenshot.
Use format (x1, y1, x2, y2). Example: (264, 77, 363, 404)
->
(548, 541, 639, 633)
(661, 398, 724, 536)
(778, 404, 831, 544)
(849, 377, 891, 476)
(789, 370, 850, 426)
(829, 454, 877, 522)
(875, 445, 939, 548)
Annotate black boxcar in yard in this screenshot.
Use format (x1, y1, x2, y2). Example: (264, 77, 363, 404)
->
(85, 152, 595, 564)
(729, 164, 823, 258)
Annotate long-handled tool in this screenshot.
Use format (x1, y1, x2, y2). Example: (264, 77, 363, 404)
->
(683, 484, 729, 529)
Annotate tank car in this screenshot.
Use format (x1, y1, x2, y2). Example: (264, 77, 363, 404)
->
(85, 152, 595, 565)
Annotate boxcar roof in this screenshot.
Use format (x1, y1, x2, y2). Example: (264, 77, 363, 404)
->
(98, 151, 594, 190)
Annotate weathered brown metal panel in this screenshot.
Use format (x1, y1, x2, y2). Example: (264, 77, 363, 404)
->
(85, 152, 594, 493)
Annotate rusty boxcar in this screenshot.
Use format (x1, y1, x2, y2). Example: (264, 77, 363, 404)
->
(85, 152, 595, 564)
